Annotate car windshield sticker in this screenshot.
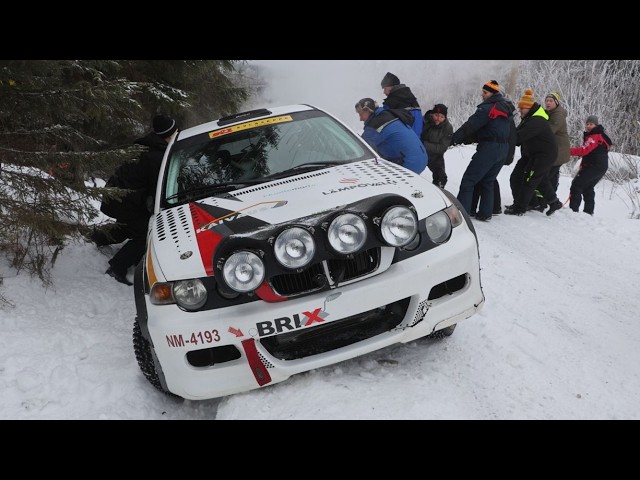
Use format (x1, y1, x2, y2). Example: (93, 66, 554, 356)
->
(208, 115, 294, 139)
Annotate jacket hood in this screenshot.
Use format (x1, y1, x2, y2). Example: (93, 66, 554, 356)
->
(134, 131, 168, 151)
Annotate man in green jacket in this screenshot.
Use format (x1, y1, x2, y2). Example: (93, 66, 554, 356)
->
(545, 92, 571, 192)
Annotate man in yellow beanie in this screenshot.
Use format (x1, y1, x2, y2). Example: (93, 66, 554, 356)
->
(505, 90, 562, 216)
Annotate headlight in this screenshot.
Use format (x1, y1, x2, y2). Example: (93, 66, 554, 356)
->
(223, 251, 265, 292)
(426, 210, 452, 244)
(444, 204, 463, 228)
(274, 227, 315, 269)
(173, 279, 208, 310)
(380, 206, 418, 247)
(328, 213, 367, 254)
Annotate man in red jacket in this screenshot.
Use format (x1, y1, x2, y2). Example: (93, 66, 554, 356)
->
(568, 115, 612, 215)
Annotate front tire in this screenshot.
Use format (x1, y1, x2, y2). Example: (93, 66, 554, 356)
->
(133, 317, 180, 398)
(426, 324, 456, 339)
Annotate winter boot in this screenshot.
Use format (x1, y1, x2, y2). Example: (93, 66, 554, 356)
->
(546, 200, 563, 216)
(504, 205, 526, 216)
(532, 204, 547, 213)
(106, 266, 133, 286)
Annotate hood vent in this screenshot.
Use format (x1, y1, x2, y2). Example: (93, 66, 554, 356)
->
(156, 205, 193, 252)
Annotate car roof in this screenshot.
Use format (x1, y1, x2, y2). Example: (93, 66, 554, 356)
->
(177, 104, 319, 141)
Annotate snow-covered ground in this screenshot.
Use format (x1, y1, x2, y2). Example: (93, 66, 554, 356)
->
(2, 145, 639, 420)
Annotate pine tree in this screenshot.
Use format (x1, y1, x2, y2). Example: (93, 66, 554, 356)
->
(0, 60, 251, 286)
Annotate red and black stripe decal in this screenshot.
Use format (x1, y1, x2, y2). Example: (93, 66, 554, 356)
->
(241, 338, 272, 386)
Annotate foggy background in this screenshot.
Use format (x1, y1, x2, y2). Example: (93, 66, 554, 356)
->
(245, 60, 516, 131)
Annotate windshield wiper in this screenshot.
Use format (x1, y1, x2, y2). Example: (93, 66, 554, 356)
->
(165, 180, 266, 202)
(290, 161, 343, 170)
(266, 161, 344, 180)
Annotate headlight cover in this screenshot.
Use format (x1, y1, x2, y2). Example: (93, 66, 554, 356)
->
(223, 251, 265, 292)
(380, 205, 418, 247)
(444, 204, 463, 228)
(173, 279, 208, 310)
(328, 213, 367, 254)
(426, 210, 452, 244)
(274, 227, 316, 269)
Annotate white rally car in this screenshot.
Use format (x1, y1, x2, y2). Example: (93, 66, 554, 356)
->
(133, 104, 485, 400)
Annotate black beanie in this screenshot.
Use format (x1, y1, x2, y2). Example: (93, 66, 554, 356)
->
(153, 114, 178, 138)
(432, 104, 448, 117)
(381, 72, 400, 88)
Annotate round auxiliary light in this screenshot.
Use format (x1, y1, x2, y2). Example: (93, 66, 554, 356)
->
(274, 227, 316, 269)
(328, 213, 367, 254)
(380, 205, 418, 247)
(222, 251, 265, 292)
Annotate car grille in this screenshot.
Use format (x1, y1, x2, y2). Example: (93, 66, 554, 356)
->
(269, 247, 380, 297)
(260, 297, 410, 360)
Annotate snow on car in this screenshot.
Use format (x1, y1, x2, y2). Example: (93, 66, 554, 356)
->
(132, 104, 485, 400)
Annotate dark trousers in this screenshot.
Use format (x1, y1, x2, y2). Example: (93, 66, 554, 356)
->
(472, 179, 501, 214)
(428, 156, 447, 188)
(569, 162, 608, 214)
(527, 164, 561, 208)
(457, 142, 509, 217)
(510, 156, 558, 209)
(91, 216, 149, 274)
(548, 165, 561, 192)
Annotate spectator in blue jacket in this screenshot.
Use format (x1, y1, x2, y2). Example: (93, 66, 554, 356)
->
(381, 72, 423, 138)
(451, 80, 513, 221)
(356, 98, 428, 174)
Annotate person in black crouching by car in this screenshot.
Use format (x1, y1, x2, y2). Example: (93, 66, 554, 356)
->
(90, 114, 178, 285)
(505, 90, 562, 216)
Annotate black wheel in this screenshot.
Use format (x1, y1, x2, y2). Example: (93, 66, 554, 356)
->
(133, 317, 181, 399)
(426, 324, 457, 340)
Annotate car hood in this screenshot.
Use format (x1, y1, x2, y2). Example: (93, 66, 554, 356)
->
(149, 159, 449, 281)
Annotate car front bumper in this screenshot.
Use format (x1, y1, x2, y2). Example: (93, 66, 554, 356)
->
(143, 224, 484, 400)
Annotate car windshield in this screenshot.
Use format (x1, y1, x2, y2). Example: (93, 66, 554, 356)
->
(162, 109, 371, 205)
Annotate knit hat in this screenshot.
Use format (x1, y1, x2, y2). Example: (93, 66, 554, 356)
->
(545, 92, 560, 106)
(586, 115, 599, 125)
(432, 103, 448, 117)
(153, 114, 178, 138)
(482, 80, 500, 94)
(381, 72, 400, 88)
(355, 98, 377, 113)
(518, 89, 536, 109)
